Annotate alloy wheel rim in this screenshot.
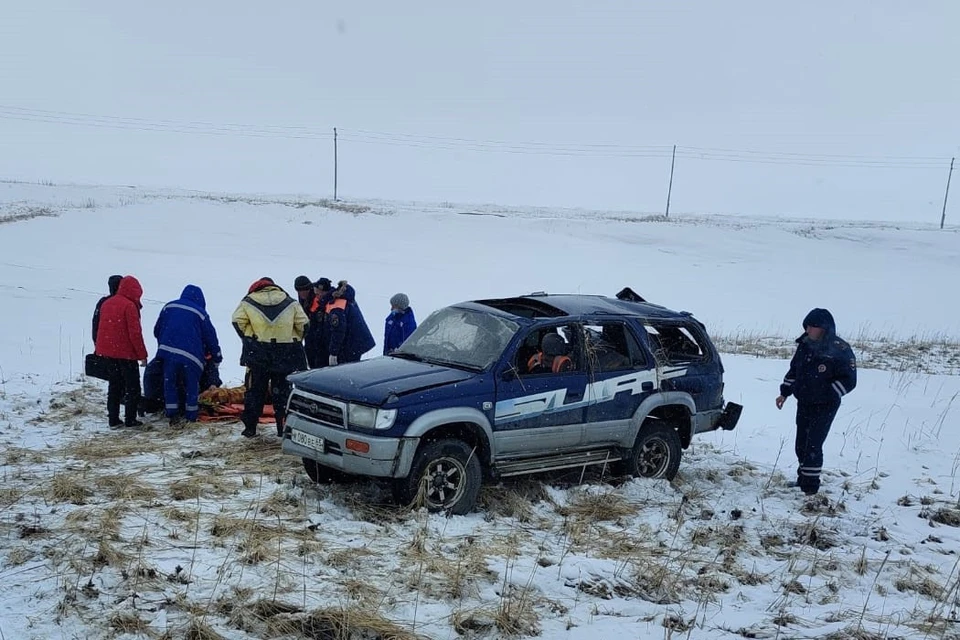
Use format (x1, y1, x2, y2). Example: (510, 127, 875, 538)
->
(423, 456, 466, 508)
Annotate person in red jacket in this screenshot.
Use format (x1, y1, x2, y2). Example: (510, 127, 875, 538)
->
(94, 275, 149, 427)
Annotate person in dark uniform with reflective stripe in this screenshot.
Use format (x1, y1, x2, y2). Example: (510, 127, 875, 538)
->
(153, 285, 222, 425)
(776, 308, 857, 495)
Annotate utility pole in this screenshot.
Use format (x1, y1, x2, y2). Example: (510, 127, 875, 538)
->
(333, 127, 339, 202)
(664, 144, 677, 218)
(941, 157, 954, 230)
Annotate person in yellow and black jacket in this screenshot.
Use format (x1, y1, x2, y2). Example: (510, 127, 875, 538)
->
(232, 277, 309, 438)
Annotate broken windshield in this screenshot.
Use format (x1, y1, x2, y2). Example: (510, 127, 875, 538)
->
(394, 306, 519, 370)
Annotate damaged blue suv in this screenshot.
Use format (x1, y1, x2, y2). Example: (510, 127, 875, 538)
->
(281, 290, 741, 514)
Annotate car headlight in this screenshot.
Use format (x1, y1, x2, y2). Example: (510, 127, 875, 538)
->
(347, 404, 397, 430)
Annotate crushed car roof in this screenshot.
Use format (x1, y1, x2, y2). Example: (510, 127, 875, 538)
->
(469, 293, 694, 321)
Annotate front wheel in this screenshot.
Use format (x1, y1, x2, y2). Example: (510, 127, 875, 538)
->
(302, 458, 348, 484)
(623, 423, 682, 481)
(394, 439, 482, 515)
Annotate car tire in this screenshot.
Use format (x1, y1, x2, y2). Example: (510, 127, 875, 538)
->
(623, 422, 682, 481)
(302, 458, 347, 484)
(394, 439, 482, 515)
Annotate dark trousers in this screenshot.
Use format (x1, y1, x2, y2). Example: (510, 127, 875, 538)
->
(106, 358, 141, 426)
(242, 367, 292, 434)
(795, 400, 840, 492)
(163, 360, 201, 421)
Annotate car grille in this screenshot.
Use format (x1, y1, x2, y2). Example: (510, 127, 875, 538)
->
(288, 392, 345, 427)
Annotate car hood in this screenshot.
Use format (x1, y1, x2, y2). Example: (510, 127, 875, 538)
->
(288, 356, 476, 406)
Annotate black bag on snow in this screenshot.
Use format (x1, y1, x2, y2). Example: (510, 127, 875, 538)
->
(84, 353, 112, 381)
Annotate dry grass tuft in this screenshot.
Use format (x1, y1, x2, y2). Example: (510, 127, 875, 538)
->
(183, 618, 227, 640)
(170, 474, 236, 501)
(4, 447, 47, 465)
(93, 539, 128, 568)
(109, 611, 150, 634)
(0, 487, 23, 507)
(95, 474, 158, 501)
(894, 566, 946, 599)
(99, 505, 126, 539)
(929, 507, 960, 527)
(50, 473, 92, 504)
(452, 609, 498, 635)
(563, 489, 639, 521)
(68, 435, 163, 461)
(249, 598, 302, 617)
(794, 522, 838, 551)
(6, 547, 34, 566)
(479, 480, 552, 522)
(325, 546, 375, 572)
(259, 489, 301, 517)
(299, 606, 423, 640)
(822, 628, 888, 640)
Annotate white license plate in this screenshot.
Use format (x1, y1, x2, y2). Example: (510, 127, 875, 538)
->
(291, 429, 324, 452)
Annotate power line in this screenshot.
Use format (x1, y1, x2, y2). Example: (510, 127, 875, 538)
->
(0, 104, 951, 169)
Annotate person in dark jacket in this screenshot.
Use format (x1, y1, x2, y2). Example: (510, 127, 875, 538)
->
(94, 276, 148, 427)
(92, 274, 123, 346)
(383, 292, 417, 355)
(232, 277, 309, 438)
(295, 275, 326, 368)
(324, 280, 376, 365)
(154, 285, 222, 425)
(776, 308, 857, 495)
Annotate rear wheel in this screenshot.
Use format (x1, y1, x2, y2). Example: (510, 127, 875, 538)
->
(302, 458, 347, 484)
(394, 439, 482, 515)
(623, 423, 682, 480)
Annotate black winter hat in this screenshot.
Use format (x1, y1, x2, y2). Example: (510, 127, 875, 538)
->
(107, 274, 123, 295)
(315, 277, 333, 292)
(294, 275, 313, 291)
(802, 308, 834, 330)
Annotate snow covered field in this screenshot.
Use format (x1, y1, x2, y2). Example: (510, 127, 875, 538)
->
(1, 181, 959, 639)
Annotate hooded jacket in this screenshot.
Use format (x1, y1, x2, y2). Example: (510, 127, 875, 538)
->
(780, 308, 857, 404)
(95, 276, 148, 361)
(154, 285, 222, 371)
(325, 281, 376, 361)
(384, 306, 417, 354)
(232, 283, 309, 371)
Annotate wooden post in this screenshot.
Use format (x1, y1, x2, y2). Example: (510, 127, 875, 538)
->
(941, 157, 954, 230)
(333, 128, 338, 202)
(664, 144, 677, 218)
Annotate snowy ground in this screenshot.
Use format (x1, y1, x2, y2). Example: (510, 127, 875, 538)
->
(1, 181, 959, 639)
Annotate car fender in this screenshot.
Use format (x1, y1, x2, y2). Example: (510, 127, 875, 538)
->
(394, 407, 496, 477)
(624, 392, 696, 446)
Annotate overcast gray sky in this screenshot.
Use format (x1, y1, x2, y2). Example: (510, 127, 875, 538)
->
(2, 1, 958, 221)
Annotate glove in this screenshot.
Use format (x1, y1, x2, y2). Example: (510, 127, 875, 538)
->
(329, 355, 338, 366)
(213, 350, 223, 364)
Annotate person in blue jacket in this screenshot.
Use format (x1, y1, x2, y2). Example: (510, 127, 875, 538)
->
(776, 308, 857, 495)
(154, 285, 222, 425)
(383, 292, 417, 355)
(324, 280, 375, 365)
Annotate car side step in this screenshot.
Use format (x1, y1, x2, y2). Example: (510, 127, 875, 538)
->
(496, 449, 620, 477)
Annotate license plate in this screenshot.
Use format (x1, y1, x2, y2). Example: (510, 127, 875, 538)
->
(291, 429, 324, 452)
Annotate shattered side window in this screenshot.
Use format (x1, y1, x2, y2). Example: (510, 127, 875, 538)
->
(643, 323, 707, 365)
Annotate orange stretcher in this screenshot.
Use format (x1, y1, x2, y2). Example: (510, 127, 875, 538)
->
(196, 386, 276, 424)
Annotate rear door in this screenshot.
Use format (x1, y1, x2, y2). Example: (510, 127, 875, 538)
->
(581, 321, 658, 447)
(641, 321, 720, 411)
(493, 323, 588, 457)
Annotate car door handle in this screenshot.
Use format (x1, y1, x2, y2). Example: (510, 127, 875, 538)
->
(641, 381, 654, 392)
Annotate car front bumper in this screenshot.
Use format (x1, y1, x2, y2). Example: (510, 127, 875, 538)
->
(281, 412, 417, 478)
